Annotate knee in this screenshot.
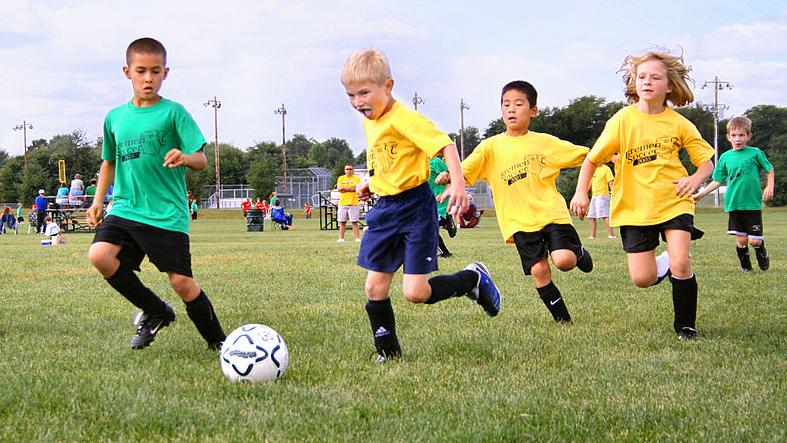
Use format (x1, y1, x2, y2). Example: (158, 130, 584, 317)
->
(169, 274, 195, 296)
(88, 245, 115, 276)
(550, 251, 576, 272)
(630, 276, 653, 288)
(402, 287, 430, 304)
(364, 280, 388, 301)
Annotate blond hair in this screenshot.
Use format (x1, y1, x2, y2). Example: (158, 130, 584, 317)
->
(620, 49, 694, 106)
(340, 49, 392, 86)
(727, 116, 752, 134)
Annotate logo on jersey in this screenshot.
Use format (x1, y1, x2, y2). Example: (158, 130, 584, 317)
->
(368, 141, 397, 176)
(501, 154, 546, 185)
(626, 136, 679, 166)
(117, 130, 168, 162)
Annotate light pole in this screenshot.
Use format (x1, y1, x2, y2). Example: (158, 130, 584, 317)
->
(274, 104, 288, 192)
(702, 76, 733, 207)
(459, 98, 470, 160)
(412, 92, 424, 110)
(13, 120, 33, 171)
(203, 96, 222, 209)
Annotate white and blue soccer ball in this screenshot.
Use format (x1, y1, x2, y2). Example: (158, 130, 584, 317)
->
(220, 324, 289, 382)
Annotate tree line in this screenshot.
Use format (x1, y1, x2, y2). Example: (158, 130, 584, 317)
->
(1, 99, 783, 206)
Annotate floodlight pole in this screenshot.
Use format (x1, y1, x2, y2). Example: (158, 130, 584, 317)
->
(459, 98, 470, 160)
(412, 92, 424, 110)
(701, 76, 733, 207)
(204, 96, 222, 209)
(275, 104, 288, 192)
(13, 120, 33, 172)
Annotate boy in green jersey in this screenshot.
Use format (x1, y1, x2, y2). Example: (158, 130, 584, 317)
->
(87, 37, 226, 350)
(693, 116, 774, 272)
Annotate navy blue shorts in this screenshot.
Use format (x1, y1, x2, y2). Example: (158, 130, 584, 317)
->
(358, 182, 439, 274)
(92, 215, 193, 277)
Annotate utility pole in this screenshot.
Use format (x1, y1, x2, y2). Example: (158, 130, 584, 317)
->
(13, 120, 33, 171)
(412, 92, 424, 110)
(702, 76, 733, 207)
(203, 96, 222, 209)
(459, 98, 470, 160)
(274, 104, 288, 192)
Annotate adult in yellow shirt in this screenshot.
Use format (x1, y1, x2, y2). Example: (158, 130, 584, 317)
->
(586, 163, 616, 239)
(335, 164, 362, 242)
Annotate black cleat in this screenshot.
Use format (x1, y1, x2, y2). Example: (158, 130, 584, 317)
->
(576, 247, 593, 273)
(755, 245, 769, 271)
(677, 327, 697, 340)
(207, 341, 224, 351)
(445, 216, 457, 238)
(370, 350, 401, 364)
(740, 254, 753, 272)
(130, 304, 176, 349)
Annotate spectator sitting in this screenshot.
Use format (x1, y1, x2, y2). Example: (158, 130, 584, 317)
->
(1, 207, 17, 234)
(70, 173, 84, 193)
(85, 178, 98, 206)
(56, 183, 70, 207)
(271, 203, 294, 230)
(43, 216, 65, 245)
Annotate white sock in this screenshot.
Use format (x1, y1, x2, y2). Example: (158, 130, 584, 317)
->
(656, 250, 670, 278)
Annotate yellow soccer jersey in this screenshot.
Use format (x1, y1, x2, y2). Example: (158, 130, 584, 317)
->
(363, 101, 452, 196)
(463, 131, 589, 243)
(590, 164, 614, 196)
(336, 174, 361, 206)
(588, 105, 714, 227)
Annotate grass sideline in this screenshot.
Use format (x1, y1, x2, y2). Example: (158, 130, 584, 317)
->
(0, 208, 784, 441)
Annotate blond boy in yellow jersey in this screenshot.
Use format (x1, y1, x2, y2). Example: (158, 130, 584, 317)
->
(341, 49, 501, 362)
(446, 80, 593, 324)
(571, 50, 714, 340)
(586, 163, 616, 239)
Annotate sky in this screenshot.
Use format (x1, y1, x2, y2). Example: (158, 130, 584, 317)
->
(2, 0, 786, 158)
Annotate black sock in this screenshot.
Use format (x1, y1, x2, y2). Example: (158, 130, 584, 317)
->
(437, 235, 450, 256)
(537, 282, 571, 323)
(736, 246, 752, 269)
(670, 274, 698, 333)
(365, 299, 401, 357)
(106, 266, 166, 314)
(425, 270, 478, 304)
(185, 291, 226, 344)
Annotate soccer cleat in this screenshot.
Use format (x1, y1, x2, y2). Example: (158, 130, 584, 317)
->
(369, 350, 401, 364)
(464, 262, 501, 317)
(676, 327, 697, 341)
(608, 235, 617, 239)
(576, 247, 593, 273)
(754, 245, 769, 271)
(336, 238, 345, 242)
(740, 254, 753, 272)
(207, 341, 223, 352)
(355, 238, 362, 242)
(130, 304, 176, 349)
(439, 252, 453, 258)
(445, 216, 458, 238)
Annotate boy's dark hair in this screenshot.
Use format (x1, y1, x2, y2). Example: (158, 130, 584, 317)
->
(501, 80, 538, 107)
(126, 37, 167, 66)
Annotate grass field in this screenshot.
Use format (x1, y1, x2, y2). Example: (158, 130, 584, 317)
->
(1, 208, 784, 442)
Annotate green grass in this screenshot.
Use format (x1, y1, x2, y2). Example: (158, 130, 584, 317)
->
(1, 208, 785, 442)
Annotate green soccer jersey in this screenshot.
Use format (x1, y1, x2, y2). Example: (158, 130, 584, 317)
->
(429, 156, 449, 217)
(102, 98, 206, 233)
(712, 146, 773, 212)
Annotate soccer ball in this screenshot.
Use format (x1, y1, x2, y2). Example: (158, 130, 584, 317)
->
(220, 324, 289, 382)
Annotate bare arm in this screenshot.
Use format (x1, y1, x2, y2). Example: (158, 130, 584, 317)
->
(692, 180, 722, 202)
(569, 158, 598, 220)
(439, 144, 469, 214)
(163, 148, 207, 170)
(674, 159, 714, 198)
(763, 168, 775, 201)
